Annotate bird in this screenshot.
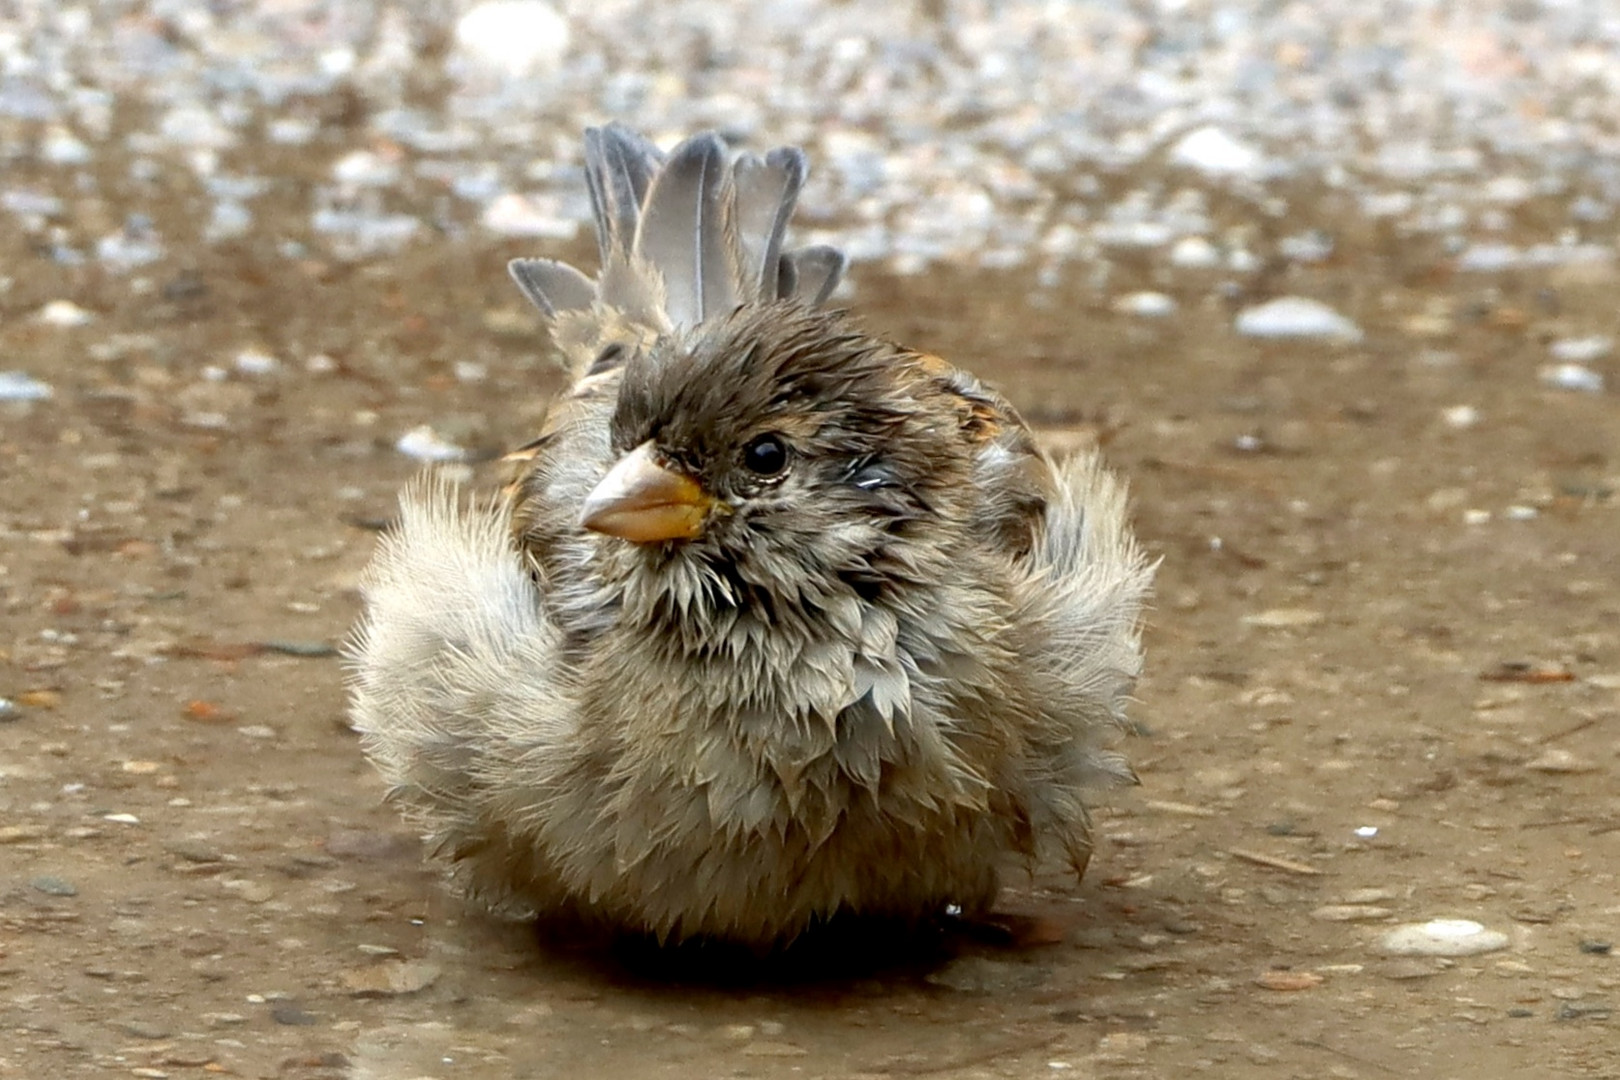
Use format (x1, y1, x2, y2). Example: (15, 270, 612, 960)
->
(347, 124, 1154, 950)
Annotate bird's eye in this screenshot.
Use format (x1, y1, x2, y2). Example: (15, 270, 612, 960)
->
(742, 433, 789, 477)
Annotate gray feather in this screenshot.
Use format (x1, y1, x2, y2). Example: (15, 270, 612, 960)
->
(729, 147, 807, 302)
(778, 245, 847, 306)
(583, 124, 665, 264)
(507, 258, 595, 317)
(633, 132, 734, 328)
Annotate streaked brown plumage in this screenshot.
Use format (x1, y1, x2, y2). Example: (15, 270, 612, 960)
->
(347, 125, 1154, 948)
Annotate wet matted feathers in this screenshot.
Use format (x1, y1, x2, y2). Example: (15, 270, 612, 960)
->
(505, 124, 845, 341)
(348, 125, 1155, 950)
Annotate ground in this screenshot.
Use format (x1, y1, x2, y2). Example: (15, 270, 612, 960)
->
(1, 6, 1618, 1070)
(3, 192, 1616, 1077)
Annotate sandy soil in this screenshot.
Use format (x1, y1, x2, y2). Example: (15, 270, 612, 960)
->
(2, 178, 1617, 1079)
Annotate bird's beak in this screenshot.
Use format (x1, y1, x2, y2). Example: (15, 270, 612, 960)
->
(580, 441, 714, 542)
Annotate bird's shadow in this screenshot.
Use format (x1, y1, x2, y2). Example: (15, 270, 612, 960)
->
(524, 907, 1064, 990)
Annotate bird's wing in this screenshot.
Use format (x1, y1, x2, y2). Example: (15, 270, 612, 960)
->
(503, 368, 622, 583)
(910, 352, 1054, 560)
(346, 473, 578, 914)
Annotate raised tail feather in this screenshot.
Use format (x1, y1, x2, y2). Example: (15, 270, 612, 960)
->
(507, 125, 847, 352)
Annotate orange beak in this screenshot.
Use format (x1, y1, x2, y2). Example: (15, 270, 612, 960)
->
(580, 441, 715, 543)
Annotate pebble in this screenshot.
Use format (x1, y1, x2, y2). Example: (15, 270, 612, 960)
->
(1168, 235, 1221, 268)
(1343, 888, 1398, 904)
(0, 698, 18, 722)
(1112, 291, 1177, 317)
(1378, 920, 1510, 957)
(1094, 1032, 1150, 1060)
(1254, 969, 1324, 991)
(1242, 608, 1324, 629)
(1525, 749, 1598, 774)
(1539, 363, 1605, 393)
(1549, 336, 1613, 363)
(1169, 126, 1265, 178)
(454, 1, 571, 78)
(482, 193, 580, 238)
(395, 425, 469, 463)
(270, 1003, 319, 1026)
(233, 348, 278, 375)
(1312, 905, 1392, 922)
(1441, 405, 1480, 429)
(340, 959, 442, 997)
(30, 875, 78, 896)
(0, 371, 54, 401)
(36, 299, 95, 326)
(165, 839, 225, 864)
(1556, 1002, 1613, 1021)
(1235, 298, 1364, 342)
(222, 879, 276, 904)
(1379, 959, 1445, 980)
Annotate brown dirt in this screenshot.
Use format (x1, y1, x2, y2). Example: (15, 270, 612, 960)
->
(1, 185, 1617, 1078)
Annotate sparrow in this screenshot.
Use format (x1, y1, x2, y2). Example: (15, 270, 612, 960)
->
(347, 124, 1154, 949)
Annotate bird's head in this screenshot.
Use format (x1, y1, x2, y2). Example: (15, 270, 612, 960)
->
(581, 303, 976, 617)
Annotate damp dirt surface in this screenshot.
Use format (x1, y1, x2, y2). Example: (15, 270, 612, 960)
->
(5, 187, 1619, 1079)
(3, 15, 1620, 1080)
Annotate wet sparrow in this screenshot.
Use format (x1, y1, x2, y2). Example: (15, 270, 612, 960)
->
(348, 125, 1154, 948)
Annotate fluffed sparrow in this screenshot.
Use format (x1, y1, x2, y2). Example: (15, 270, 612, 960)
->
(348, 124, 1154, 948)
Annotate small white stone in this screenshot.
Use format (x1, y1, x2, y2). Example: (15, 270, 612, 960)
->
(1227, 248, 1262, 273)
(1540, 363, 1604, 393)
(41, 126, 92, 165)
(1549, 336, 1612, 363)
(1504, 505, 1538, 521)
(1242, 608, 1323, 629)
(233, 349, 278, 375)
(1463, 508, 1491, 525)
(0, 371, 53, 401)
(1235, 297, 1363, 342)
(36, 300, 95, 327)
(332, 149, 399, 188)
(1112, 291, 1177, 317)
(1456, 244, 1521, 272)
(1378, 919, 1509, 957)
(1441, 405, 1480, 428)
(1525, 748, 1596, 773)
(480, 193, 579, 239)
(1168, 235, 1221, 268)
(396, 425, 468, 463)
(454, 0, 571, 77)
(1169, 126, 1264, 177)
